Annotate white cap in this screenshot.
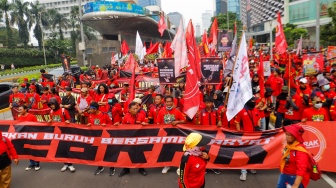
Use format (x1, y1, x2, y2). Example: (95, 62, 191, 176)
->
(299, 78, 308, 84)
(132, 98, 142, 104)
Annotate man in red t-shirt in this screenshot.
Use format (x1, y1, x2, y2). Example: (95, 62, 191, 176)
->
(148, 94, 164, 124)
(284, 88, 303, 126)
(25, 85, 40, 109)
(87, 102, 111, 126)
(40, 87, 51, 109)
(156, 95, 186, 126)
(196, 97, 220, 126)
(9, 85, 25, 109)
(157, 95, 186, 174)
(107, 93, 123, 125)
(302, 95, 330, 122)
(117, 101, 148, 177)
(16, 105, 41, 171)
(120, 82, 130, 101)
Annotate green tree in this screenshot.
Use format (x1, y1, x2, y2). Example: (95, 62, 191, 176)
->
(0, 27, 20, 46)
(29, 1, 47, 50)
(52, 12, 69, 40)
(10, 0, 30, 49)
(70, 6, 79, 54)
(45, 32, 71, 57)
(321, 3, 336, 46)
(216, 12, 243, 31)
(0, 0, 15, 48)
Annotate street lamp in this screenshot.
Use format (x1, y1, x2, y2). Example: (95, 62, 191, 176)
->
(39, 12, 47, 66)
(268, 17, 273, 61)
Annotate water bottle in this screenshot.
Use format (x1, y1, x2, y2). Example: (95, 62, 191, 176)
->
(286, 182, 292, 188)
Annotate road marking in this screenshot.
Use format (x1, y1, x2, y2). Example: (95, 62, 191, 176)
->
(322, 173, 336, 188)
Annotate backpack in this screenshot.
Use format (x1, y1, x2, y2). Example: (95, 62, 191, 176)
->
(308, 154, 322, 181)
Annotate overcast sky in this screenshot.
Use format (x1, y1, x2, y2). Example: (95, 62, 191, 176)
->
(161, 0, 214, 29)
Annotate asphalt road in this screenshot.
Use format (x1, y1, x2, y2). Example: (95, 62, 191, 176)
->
(10, 160, 334, 188)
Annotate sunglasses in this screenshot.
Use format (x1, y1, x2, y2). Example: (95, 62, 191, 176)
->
(315, 101, 323, 104)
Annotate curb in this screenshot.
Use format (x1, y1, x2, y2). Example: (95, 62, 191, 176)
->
(0, 107, 10, 113)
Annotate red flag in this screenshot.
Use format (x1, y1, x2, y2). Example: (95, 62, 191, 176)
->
(234, 21, 237, 35)
(202, 30, 210, 56)
(184, 20, 201, 119)
(275, 12, 288, 54)
(121, 40, 129, 56)
(123, 55, 140, 73)
(209, 17, 218, 54)
(146, 42, 159, 54)
(164, 42, 172, 58)
(258, 51, 265, 98)
(158, 14, 167, 37)
(126, 54, 136, 102)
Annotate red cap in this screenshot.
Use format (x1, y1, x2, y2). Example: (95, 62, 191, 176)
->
(29, 85, 36, 90)
(283, 124, 305, 142)
(24, 78, 28, 81)
(21, 83, 26, 87)
(91, 66, 96, 69)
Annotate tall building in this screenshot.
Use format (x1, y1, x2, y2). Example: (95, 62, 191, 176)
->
(215, 0, 227, 16)
(228, 0, 240, 19)
(289, 0, 335, 46)
(196, 23, 201, 37)
(240, 0, 284, 43)
(40, 0, 95, 39)
(138, 0, 161, 7)
(202, 10, 213, 31)
(167, 12, 183, 29)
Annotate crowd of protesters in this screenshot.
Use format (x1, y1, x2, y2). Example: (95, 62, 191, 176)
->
(5, 46, 330, 187)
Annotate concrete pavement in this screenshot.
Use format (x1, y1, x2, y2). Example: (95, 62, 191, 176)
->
(10, 161, 334, 188)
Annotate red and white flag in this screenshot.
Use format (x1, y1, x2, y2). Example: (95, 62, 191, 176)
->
(158, 14, 167, 37)
(126, 53, 136, 102)
(258, 50, 265, 97)
(183, 20, 201, 119)
(296, 35, 302, 55)
(171, 19, 188, 78)
(275, 12, 288, 54)
(226, 32, 253, 121)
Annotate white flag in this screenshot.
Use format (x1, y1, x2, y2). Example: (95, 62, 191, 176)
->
(171, 19, 188, 78)
(226, 32, 253, 121)
(296, 35, 302, 55)
(135, 31, 146, 63)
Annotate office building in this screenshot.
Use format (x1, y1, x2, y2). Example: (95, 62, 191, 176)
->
(196, 23, 201, 37)
(202, 10, 213, 31)
(215, 0, 227, 16)
(228, 0, 240, 19)
(138, 0, 161, 8)
(167, 12, 183, 29)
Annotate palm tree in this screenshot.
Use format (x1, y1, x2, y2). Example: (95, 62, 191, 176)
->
(0, 0, 15, 48)
(10, 0, 30, 49)
(29, 1, 47, 50)
(52, 12, 69, 40)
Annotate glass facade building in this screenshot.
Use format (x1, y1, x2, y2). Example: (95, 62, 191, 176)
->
(138, 0, 161, 8)
(228, 0, 240, 19)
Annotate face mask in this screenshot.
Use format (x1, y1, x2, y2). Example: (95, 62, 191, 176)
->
(166, 106, 173, 110)
(314, 103, 322, 109)
(108, 99, 113, 105)
(323, 85, 330, 90)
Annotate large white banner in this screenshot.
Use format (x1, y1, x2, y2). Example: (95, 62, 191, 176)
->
(226, 32, 253, 121)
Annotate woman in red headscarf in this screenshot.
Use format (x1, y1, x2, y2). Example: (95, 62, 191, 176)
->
(277, 124, 311, 188)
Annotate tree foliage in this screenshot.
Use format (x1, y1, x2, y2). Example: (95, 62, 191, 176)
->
(321, 3, 336, 46)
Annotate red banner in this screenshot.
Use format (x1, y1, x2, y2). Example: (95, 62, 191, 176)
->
(1, 121, 335, 171)
(302, 53, 324, 76)
(327, 46, 336, 64)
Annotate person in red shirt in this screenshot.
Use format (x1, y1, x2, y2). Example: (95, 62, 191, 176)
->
(107, 93, 123, 125)
(267, 69, 283, 101)
(120, 82, 130, 102)
(40, 87, 51, 109)
(284, 88, 303, 126)
(47, 98, 76, 172)
(94, 84, 109, 113)
(59, 75, 71, 90)
(0, 130, 19, 188)
(178, 133, 210, 188)
(117, 101, 148, 177)
(16, 105, 41, 171)
(76, 88, 93, 125)
(25, 85, 40, 109)
(107, 76, 119, 89)
(157, 95, 186, 174)
(196, 97, 220, 126)
(278, 124, 310, 188)
(275, 86, 288, 128)
(40, 77, 55, 89)
(148, 94, 164, 124)
(50, 87, 62, 104)
(9, 85, 25, 109)
(301, 95, 330, 122)
(87, 102, 111, 126)
(156, 95, 186, 126)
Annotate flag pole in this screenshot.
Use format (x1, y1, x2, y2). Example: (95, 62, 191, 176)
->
(223, 27, 245, 107)
(288, 54, 291, 96)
